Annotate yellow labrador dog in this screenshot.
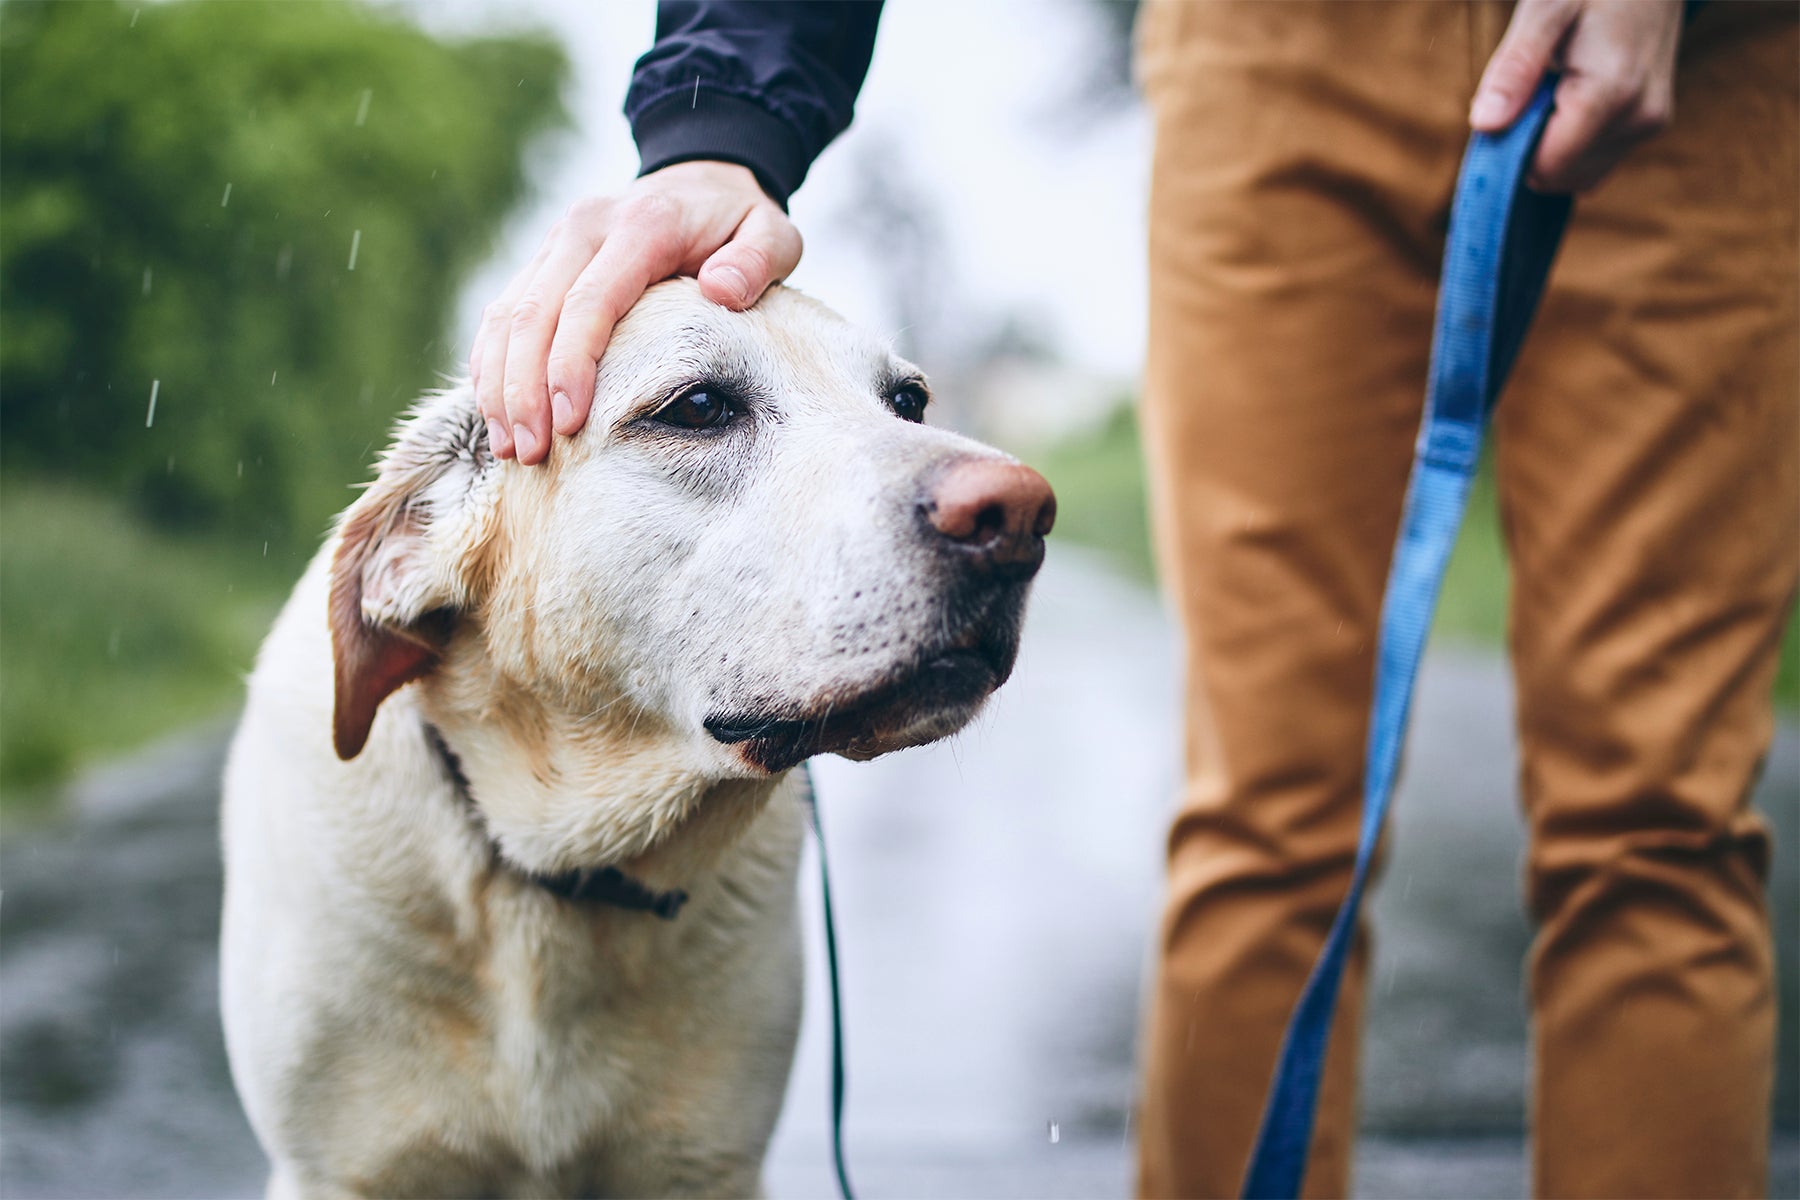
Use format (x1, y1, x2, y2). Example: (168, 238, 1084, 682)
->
(220, 280, 1054, 1199)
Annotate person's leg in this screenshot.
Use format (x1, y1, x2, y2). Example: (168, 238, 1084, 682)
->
(1492, 7, 1799, 1196)
(1132, 4, 1479, 1194)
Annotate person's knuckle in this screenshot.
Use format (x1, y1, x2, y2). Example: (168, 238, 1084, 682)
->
(778, 218, 804, 258)
(563, 277, 608, 316)
(1536, 0, 1577, 26)
(1593, 75, 1639, 117)
(618, 191, 682, 229)
(1556, 90, 1605, 130)
(1494, 48, 1533, 79)
(731, 241, 774, 283)
(639, 225, 687, 265)
(1493, 45, 1544, 87)
(546, 353, 587, 390)
(508, 294, 549, 329)
(501, 377, 539, 414)
(565, 195, 610, 227)
(1632, 94, 1673, 136)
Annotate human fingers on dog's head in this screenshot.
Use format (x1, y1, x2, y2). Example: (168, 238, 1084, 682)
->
(697, 205, 803, 311)
(474, 244, 554, 461)
(472, 303, 511, 458)
(500, 214, 612, 466)
(485, 163, 799, 459)
(545, 203, 693, 439)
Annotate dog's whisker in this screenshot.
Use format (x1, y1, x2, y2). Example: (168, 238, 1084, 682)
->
(573, 693, 631, 723)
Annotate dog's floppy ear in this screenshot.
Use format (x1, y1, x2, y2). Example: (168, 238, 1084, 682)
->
(329, 393, 496, 760)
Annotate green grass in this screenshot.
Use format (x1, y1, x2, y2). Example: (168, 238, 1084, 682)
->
(1022, 404, 1800, 710)
(0, 480, 304, 813)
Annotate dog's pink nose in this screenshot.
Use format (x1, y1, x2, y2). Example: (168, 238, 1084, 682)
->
(923, 458, 1056, 579)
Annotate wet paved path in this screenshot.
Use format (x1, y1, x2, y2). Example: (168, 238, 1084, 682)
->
(3, 550, 1794, 1198)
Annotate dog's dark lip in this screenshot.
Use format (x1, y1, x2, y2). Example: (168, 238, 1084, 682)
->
(705, 645, 1006, 773)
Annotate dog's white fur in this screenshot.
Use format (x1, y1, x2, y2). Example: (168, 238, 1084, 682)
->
(221, 281, 1040, 1197)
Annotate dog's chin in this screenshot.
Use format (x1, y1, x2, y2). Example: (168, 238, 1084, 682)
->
(705, 646, 1009, 774)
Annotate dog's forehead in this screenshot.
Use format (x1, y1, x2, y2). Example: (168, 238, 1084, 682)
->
(596, 280, 902, 418)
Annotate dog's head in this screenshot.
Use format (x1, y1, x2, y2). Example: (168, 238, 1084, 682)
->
(330, 280, 1054, 788)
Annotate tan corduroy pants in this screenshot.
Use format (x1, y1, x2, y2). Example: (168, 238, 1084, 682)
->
(1133, 3, 1797, 1197)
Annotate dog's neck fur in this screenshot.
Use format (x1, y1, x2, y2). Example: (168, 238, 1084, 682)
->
(414, 638, 784, 895)
(421, 722, 692, 918)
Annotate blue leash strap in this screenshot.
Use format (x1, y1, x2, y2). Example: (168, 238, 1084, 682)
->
(802, 766, 858, 1200)
(1239, 79, 1571, 1200)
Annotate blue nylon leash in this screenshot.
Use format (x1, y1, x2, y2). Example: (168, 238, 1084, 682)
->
(1238, 78, 1571, 1200)
(803, 766, 858, 1200)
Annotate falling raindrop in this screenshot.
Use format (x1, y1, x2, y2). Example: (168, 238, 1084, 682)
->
(347, 229, 362, 271)
(1047, 1121, 1060, 1144)
(262, 542, 269, 557)
(144, 379, 159, 427)
(220, 182, 233, 208)
(129, 7, 139, 26)
(270, 370, 278, 386)
(141, 267, 153, 296)
(276, 244, 293, 281)
(355, 88, 373, 127)
(236, 460, 243, 478)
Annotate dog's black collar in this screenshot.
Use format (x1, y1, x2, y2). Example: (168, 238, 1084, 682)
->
(422, 723, 689, 920)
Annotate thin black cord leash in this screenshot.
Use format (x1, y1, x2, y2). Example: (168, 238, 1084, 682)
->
(802, 766, 858, 1199)
(1239, 77, 1572, 1200)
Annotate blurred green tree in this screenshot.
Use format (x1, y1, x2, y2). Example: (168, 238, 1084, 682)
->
(0, 0, 567, 545)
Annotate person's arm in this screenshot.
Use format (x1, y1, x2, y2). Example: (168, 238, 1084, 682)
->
(628, 0, 882, 207)
(1469, 0, 1684, 193)
(473, 1, 883, 465)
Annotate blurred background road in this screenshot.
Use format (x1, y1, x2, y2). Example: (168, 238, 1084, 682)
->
(3, 1, 1795, 1196)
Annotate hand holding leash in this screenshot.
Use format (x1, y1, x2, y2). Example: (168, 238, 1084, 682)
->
(1472, 0, 1684, 193)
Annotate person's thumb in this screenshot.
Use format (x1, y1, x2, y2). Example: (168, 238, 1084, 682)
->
(1472, 0, 1573, 130)
(698, 206, 803, 310)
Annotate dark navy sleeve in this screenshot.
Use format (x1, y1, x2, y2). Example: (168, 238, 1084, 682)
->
(625, 1, 884, 207)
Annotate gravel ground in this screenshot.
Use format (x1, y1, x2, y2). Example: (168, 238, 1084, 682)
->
(3, 549, 1794, 1199)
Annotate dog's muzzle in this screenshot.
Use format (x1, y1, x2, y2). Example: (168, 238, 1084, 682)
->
(706, 458, 1055, 774)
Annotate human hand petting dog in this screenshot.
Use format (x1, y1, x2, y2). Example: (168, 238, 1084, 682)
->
(1471, 0, 1684, 193)
(471, 160, 801, 464)
(476, 0, 1680, 464)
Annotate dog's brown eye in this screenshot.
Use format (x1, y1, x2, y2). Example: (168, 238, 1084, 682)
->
(655, 389, 735, 430)
(890, 385, 929, 423)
